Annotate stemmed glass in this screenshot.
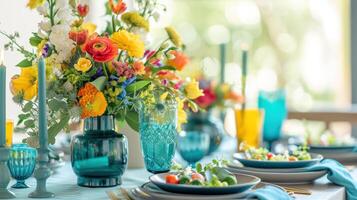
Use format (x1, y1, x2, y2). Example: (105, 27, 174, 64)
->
(177, 131, 210, 167)
(8, 144, 37, 188)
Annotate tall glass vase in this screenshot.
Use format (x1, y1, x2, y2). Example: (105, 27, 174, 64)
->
(139, 100, 177, 173)
(71, 115, 128, 187)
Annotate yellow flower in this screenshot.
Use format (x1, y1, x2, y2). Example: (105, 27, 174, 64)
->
(177, 99, 187, 131)
(184, 79, 203, 100)
(74, 58, 92, 72)
(111, 30, 145, 58)
(36, 40, 47, 56)
(121, 12, 149, 32)
(27, 0, 45, 9)
(78, 83, 108, 118)
(165, 26, 182, 47)
(10, 66, 38, 101)
(81, 22, 97, 36)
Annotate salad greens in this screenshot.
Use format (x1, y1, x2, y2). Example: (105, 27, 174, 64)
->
(245, 146, 312, 161)
(166, 159, 237, 187)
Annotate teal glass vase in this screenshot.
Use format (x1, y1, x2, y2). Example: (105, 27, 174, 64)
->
(139, 99, 177, 173)
(8, 143, 37, 188)
(183, 111, 224, 155)
(71, 115, 128, 187)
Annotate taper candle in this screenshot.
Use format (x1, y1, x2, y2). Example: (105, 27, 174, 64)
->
(0, 49, 6, 147)
(38, 57, 48, 149)
(219, 43, 226, 84)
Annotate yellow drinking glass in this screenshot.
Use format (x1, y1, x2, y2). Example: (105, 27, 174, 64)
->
(6, 120, 14, 147)
(235, 109, 263, 151)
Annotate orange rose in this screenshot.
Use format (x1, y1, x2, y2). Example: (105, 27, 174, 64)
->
(157, 70, 180, 80)
(69, 29, 88, 45)
(84, 36, 118, 62)
(167, 51, 189, 71)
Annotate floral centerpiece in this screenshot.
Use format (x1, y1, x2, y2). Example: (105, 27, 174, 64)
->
(2, 0, 202, 146)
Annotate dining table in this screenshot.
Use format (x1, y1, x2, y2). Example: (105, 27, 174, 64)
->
(8, 136, 355, 200)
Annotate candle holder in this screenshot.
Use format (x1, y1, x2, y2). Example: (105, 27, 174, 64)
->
(28, 148, 54, 198)
(0, 147, 15, 199)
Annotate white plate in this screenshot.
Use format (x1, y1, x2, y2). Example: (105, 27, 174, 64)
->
(227, 162, 309, 173)
(226, 167, 327, 184)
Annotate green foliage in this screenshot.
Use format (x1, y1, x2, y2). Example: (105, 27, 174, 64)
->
(126, 80, 151, 94)
(16, 59, 33, 67)
(29, 33, 42, 46)
(125, 110, 139, 132)
(48, 113, 70, 144)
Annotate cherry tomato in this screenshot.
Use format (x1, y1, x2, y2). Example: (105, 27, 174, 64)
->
(191, 173, 205, 181)
(166, 174, 179, 184)
(267, 153, 273, 160)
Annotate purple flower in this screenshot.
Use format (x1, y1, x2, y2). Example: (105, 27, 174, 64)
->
(41, 43, 51, 58)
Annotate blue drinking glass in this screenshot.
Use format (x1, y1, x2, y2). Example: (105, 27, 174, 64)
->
(139, 98, 177, 174)
(177, 131, 210, 167)
(8, 143, 37, 188)
(258, 90, 287, 150)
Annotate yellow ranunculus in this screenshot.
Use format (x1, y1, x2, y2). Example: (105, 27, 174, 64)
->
(74, 58, 92, 72)
(184, 79, 203, 100)
(10, 66, 38, 101)
(111, 30, 145, 58)
(177, 98, 187, 131)
(27, 0, 45, 9)
(81, 22, 97, 36)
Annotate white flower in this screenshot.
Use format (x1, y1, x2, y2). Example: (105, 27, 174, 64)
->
(37, 28, 48, 38)
(53, 67, 63, 78)
(55, 0, 67, 9)
(63, 81, 74, 92)
(39, 21, 51, 32)
(152, 11, 160, 22)
(36, 5, 48, 16)
(132, 27, 152, 46)
(49, 24, 75, 63)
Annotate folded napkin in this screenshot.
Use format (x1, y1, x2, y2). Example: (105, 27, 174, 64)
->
(307, 159, 357, 200)
(245, 185, 292, 200)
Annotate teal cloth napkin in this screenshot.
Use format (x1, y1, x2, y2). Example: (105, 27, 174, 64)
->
(245, 185, 292, 200)
(307, 159, 357, 200)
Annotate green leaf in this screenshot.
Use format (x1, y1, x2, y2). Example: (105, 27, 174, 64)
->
(16, 59, 33, 68)
(90, 76, 107, 91)
(48, 113, 70, 145)
(126, 80, 151, 94)
(22, 101, 33, 112)
(151, 66, 176, 73)
(24, 119, 35, 128)
(29, 34, 42, 47)
(48, 99, 67, 112)
(125, 110, 139, 132)
(17, 113, 30, 126)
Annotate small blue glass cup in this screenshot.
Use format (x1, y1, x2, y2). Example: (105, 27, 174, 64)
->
(177, 131, 210, 167)
(258, 90, 287, 150)
(8, 143, 37, 188)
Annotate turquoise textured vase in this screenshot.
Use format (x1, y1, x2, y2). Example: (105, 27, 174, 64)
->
(183, 111, 224, 155)
(139, 99, 177, 174)
(8, 144, 37, 189)
(71, 115, 128, 187)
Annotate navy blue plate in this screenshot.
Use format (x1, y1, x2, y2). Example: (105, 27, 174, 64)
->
(309, 145, 356, 153)
(233, 153, 323, 168)
(149, 172, 260, 195)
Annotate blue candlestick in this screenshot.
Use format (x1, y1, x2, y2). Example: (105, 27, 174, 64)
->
(0, 58, 5, 147)
(28, 57, 54, 198)
(38, 57, 48, 149)
(219, 43, 226, 84)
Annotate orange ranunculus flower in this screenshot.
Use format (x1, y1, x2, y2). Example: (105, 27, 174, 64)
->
(133, 61, 145, 75)
(166, 51, 189, 71)
(109, 0, 127, 15)
(69, 29, 88, 45)
(77, 4, 89, 17)
(225, 91, 244, 103)
(78, 83, 107, 118)
(84, 36, 118, 63)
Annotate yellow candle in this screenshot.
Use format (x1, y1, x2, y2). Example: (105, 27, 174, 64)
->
(6, 120, 13, 147)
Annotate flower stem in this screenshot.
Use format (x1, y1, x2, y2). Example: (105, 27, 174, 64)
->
(102, 63, 109, 79)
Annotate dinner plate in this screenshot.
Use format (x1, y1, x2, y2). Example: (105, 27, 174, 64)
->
(226, 167, 327, 184)
(149, 172, 260, 195)
(233, 152, 323, 168)
(227, 162, 309, 173)
(316, 151, 357, 164)
(129, 182, 287, 200)
(309, 145, 356, 153)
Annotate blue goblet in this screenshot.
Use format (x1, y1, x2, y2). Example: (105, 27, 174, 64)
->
(177, 131, 210, 167)
(8, 144, 37, 188)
